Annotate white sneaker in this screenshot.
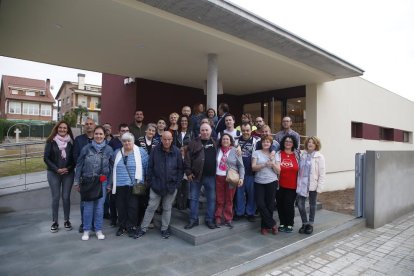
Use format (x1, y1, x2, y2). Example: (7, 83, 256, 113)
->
(96, 231, 105, 240)
(81, 231, 90, 241)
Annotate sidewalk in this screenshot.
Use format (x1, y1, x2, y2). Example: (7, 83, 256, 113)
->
(0, 171, 47, 196)
(264, 211, 414, 276)
(0, 205, 359, 275)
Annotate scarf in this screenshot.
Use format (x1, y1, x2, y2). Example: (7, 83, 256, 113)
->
(112, 145, 143, 194)
(53, 134, 71, 159)
(92, 140, 106, 153)
(296, 151, 315, 197)
(218, 146, 231, 171)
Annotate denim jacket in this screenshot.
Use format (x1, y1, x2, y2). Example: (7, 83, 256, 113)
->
(74, 143, 113, 185)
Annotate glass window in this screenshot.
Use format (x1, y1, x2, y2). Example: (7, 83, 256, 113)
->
(271, 99, 282, 133)
(287, 97, 306, 136)
(25, 90, 36, 96)
(22, 103, 40, 115)
(243, 103, 261, 120)
(40, 104, 52, 116)
(11, 89, 18, 95)
(8, 101, 21, 114)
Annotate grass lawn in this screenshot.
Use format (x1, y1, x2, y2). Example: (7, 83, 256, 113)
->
(0, 156, 46, 178)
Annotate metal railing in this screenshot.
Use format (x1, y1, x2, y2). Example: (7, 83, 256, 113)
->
(0, 140, 46, 191)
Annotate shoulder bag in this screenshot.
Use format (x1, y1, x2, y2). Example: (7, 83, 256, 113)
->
(80, 153, 104, 201)
(122, 150, 146, 196)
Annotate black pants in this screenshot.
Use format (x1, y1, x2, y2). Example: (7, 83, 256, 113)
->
(255, 182, 276, 229)
(109, 193, 117, 224)
(276, 187, 297, 227)
(116, 186, 146, 229)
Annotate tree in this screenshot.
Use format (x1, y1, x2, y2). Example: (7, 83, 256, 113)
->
(62, 111, 77, 127)
(74, 105, 89, 125)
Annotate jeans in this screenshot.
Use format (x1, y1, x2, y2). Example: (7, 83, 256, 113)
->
(255, 182, 276, 229)
(297, 191, 318, 225)
(189, 176, 216, 223)
(141, 189, 177, 231)
(235, 175, 255, 216)
(47, 170, 74, 222)
(83, 186, 106, 231)
(276, 186, 297, 227)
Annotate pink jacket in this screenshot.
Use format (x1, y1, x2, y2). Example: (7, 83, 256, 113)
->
(303, 151, 326, 193)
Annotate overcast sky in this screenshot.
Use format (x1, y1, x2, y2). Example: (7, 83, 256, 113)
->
(1, 0, 413, 102)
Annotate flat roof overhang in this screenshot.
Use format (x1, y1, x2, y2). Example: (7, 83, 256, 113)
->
(0, 0, 363, 95)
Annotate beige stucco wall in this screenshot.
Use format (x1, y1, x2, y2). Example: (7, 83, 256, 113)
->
(306, 77, 414, 191)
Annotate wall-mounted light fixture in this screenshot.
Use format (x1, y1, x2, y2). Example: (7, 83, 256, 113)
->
(124, 77, 135, 85)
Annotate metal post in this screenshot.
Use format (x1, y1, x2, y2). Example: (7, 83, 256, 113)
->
(355, 153, 365, 217)
(24, 143, 28, 190)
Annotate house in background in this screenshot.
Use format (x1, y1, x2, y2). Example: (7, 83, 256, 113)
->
(55, 73, 102, 124)
(0, 75, 55, 123)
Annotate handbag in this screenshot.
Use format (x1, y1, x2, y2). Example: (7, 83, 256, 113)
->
(80, 154, 104, 201)
(226, 167, 240, 187)
(122, 150, 146, 196)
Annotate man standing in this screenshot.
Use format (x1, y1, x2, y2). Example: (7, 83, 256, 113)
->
(103, 123, 114, 143)
(73, 118, 95, 233)
(134, 131, 183, 239)
(184, 123, 217, 230)
(252, 117, 265, 137)
(181, 105, 192, 117)
(234, 123, 259, 222)
(274, 116, 301, 149)
(129, 110, 146, 140)
(217, 113, 240, 144)
(215, 103, 229, 134)
(108, 123, 129, 151)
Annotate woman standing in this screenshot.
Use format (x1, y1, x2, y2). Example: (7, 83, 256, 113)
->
(252, 135, 279, 235)
(136, 124, 159, 154)
(215, 133, 244, 228)
(276, 134, 299, 233)
(296, 136, 325, 234)
(74, 126, 113, 241)
(175, 115, 194, 149)
(44, 121, 75, 233)
(112, 132, 148, 238)
(168, 112, 179, 134)
(206, 108, 218, 126)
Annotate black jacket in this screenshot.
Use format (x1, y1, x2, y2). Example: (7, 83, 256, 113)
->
(184, 137, 217, 182)
(147, 144, 184, 196)
(44, 140, 75, 173)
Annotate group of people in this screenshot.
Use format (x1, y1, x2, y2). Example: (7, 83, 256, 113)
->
(44, 102, 325, 241)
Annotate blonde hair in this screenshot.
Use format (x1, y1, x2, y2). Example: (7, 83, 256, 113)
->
(304, 136, 321, 151)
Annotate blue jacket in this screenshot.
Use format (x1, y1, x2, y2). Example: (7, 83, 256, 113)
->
(74, 143, 113, 185)
(147, 144, 183, 196)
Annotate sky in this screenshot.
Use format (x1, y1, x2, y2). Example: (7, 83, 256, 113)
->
(0, 0, 413, 102)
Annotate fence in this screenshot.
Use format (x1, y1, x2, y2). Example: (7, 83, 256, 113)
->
(0, 141, 46, 191)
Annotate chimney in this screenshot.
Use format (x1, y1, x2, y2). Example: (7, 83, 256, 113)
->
(46, 78, 50, 91)
(78, 73, 85, 90)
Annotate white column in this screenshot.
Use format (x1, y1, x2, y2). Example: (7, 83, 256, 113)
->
(207, 53, 218, 111)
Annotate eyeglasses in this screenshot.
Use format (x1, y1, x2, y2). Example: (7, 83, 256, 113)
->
(255, 120, 263, 123)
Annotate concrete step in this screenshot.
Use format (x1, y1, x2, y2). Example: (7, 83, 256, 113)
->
(153, 202, 322, 245)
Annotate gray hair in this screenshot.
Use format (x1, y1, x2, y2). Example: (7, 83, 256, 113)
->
(146, 123, 157, 131)
(121, 132, 135, 142)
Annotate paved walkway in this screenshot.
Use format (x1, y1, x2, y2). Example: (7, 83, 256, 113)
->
(265, 211, 414, 276)
(0, 171, 47, 195)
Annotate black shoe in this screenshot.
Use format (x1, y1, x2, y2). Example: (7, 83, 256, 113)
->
(299, 224, 306, 234)
(305, 224, 313, 234)
(161, 229, 171, 239)
(205, 221, 216, 229)
(78, 224, 84, 233)
(50, 222, 59, 233)
(184, 220, 199, 229)
(128, 227, 136, 238)
(224, 221, 234, 229)
(64, 220, 72, 231)
(133, 229, 146, 239)
(116, 227, 126, 236)
(233, 215, 242, 221)
(247, 215, 256, 222)
(110, 221, 117, 227)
